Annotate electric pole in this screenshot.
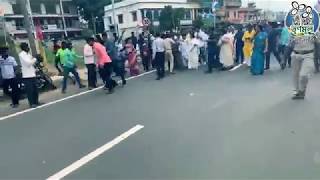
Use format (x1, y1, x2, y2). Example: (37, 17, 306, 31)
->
(19, 0, 37, 56)
(59, 0, 68, 38)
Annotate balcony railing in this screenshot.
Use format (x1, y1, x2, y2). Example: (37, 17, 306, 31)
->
(5, 14, 79, 18)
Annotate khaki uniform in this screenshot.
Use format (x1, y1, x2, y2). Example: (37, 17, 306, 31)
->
(291, 35, 316, 93)
(314, 32, 320, 72)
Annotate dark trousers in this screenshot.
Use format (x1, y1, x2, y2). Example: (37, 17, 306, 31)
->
(99, 63, 114, 90)
(235, 45, 244, 64)
(266, 47, 282, 69)
(208, 52, 219, 72)
(142, 55, 150, 71)
(62, 66, 82, 92)
(3, 78, 20, 105)
(24, 77, 39, 106)
(55, 56, 63, 74)
(114, 61, 126, 84)
(86, 64, 97, 88)
(279, 45, 292, 67)
(155, 52, 165, 78)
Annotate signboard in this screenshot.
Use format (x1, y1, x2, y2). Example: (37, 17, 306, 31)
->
(47, 24, 58, 30)
(285, 1, 320, 36)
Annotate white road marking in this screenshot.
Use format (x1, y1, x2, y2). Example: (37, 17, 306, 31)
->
(229, 64, 242, 72)
(47, 124, 144, 180)
(0, 70, 156, 121)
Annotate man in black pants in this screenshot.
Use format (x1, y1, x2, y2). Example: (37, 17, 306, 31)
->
(0, 47, 20, 108)
(152, 33, 165, 80)
(19, 43, 39, 108)
(266, 23, 282, 70)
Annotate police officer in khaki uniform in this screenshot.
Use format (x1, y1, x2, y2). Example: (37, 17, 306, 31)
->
(314, 31, 320, 73)
(290, 34, 316, 99)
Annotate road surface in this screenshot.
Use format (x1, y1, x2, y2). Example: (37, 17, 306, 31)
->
(0, 65, 320, 179)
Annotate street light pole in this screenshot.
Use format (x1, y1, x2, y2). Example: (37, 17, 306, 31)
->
(59, 0, 68, 38)
(20, 0, 37, 56)
(111, 0, 118, 35)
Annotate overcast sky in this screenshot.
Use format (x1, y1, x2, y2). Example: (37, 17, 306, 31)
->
(242, 0, 318, 11)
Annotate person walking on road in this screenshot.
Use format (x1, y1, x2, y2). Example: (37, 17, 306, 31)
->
(234, 26, 245, 64)
(88, 38, 115, 93)
(19, 43, 39, 108)
(152, 33, 165, 80)
(251, 25, 268, 75)
(206, 31, 220, 73)
(53, 39, 63, 75)
(84, 39, 97, 89)
(218, 28, 235, 70)
(265, 23, 282, 70)
(314, 30, 320, 73)
(164, 34, 175, 74)
(0, 47, 20, 108)
(291, 34, 317, 100)
(242, 24, 255, 66)
(279, 23, 292, 69)
(188, 33, 200, 70)
(131, 32, 138, 49)
(126, 38, 140, 76)
(61, 43, 85, 93)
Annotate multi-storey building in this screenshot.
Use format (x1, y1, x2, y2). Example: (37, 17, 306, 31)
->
(1, 0, 81, 39)
(104, 0, 201, 36)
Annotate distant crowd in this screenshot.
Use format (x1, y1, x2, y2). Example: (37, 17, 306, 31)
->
(1, 20, 320, 109)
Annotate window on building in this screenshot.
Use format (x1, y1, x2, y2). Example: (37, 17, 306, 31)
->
(234, 11, 237, 18)
(108, 16, 112, 24)
(131, 11, 137, 21)
(30, 1, 41, 14)
(146, 10, 153, 20)
(153, 10, 160, 21)
(185, 10, 191, 20)
(46, 2, 56, 14)
(63, 4, 70, 14)
(118, 14, 123, 24)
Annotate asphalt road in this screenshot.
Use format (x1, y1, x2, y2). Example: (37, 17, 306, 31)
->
(0, 64, 320, 179)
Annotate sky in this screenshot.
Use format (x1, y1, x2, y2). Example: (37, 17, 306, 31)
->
(242, 0, 318, 12)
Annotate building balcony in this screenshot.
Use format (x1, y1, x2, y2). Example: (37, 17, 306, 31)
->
(5, 14, 79, 19)
(8, 28, 82, 35)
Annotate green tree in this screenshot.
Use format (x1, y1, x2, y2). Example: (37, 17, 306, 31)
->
(74, 0, 113, 33)
(192, 16, 204, 29)
(159, 6, 185, 31)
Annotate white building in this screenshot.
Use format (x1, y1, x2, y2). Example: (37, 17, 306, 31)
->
(104, 0, 201, 36)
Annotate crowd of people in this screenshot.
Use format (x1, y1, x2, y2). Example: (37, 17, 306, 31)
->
(1, 20, 320, 109)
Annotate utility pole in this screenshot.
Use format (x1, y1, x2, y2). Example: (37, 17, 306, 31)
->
(111, 0, 118, 35)
(59, 0, 68, 38)
(20, 0, 37, 56)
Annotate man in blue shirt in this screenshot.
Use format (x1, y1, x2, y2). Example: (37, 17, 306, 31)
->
(0, 47, 20, 108)
(265, 22, 282, 70)
(279, 22, 292, 69)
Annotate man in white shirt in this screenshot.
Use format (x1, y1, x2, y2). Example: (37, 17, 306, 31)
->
(196, 29, 209, 64)
(152, 33, 165, 80)
(0, 47, 20, 108)
(19, 43, 39, 108)
(84, 38, 97, 89)
(164, 34, 175, 74)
